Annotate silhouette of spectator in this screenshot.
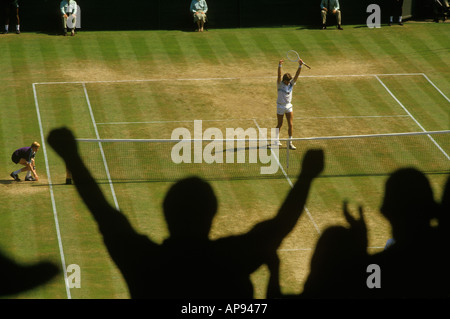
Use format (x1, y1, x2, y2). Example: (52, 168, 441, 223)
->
(302, 202, 368, 298)
(0, 250, 59, 296)
(47, 127, 324, 298)
(439, 174, 450, 232)
(268, 168, 449, 299)
(267, 202, 369, 299)
(366, 167, 445, 298)
(436, 174, 450, 296)
(384, 237, 395, 250)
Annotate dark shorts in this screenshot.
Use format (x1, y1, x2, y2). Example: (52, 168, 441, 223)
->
(11, 153, 20, 164)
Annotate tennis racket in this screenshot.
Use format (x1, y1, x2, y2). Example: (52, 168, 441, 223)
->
(286, 50, 311, 69)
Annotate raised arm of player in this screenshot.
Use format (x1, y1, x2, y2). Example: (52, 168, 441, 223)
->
(292, 59, 304, 84)
(277, 60, 283, 84)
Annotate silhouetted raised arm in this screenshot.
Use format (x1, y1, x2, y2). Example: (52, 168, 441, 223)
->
(266, 149, 324, 247)
(47, 128, 136, 238)
(235, 149, 324, 262)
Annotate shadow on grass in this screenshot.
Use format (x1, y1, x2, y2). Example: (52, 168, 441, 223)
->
(0, 179, 15, 185)
(30, 170, 450, 186)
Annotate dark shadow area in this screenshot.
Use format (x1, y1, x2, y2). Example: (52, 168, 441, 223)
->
(0, 251, 59, 297)
(30, 170, 449, 187)
(3, 0, 436, 33)
(267, 166, 450, 299)
(0, 180, 15, 185)
(47, 126, 324, 298)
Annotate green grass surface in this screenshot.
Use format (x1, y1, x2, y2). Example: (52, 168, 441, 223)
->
(0, 22, 449, 299)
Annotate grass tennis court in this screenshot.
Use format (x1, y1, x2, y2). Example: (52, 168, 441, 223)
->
(1, 22, 449, 299)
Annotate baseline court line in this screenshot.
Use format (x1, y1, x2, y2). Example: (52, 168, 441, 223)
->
(96, 115, 410, 126)
(31, 73, 426, 86)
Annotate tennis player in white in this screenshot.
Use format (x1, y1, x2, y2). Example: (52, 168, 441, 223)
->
(275, 58, 303, 150)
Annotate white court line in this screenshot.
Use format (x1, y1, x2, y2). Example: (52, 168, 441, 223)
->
(253, 119, 321, 235)
(32, 83, 72, 299)
(75, 131, 450, 143)
(96, 115, 410, 126)
(33, 72, 447, 263)
(279, 247, 384, 251)
(375, 76, 450, 161)
(420, 73, 450, 103)
(82, 83, 121, 211)
(96, 118, 254, 125)
(31, 73, 427, 86)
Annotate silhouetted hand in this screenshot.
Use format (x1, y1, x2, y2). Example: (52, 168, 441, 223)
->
(300, 149, 324, 178)
(47, 127, 79, 159)
(343, 201, 368, 251)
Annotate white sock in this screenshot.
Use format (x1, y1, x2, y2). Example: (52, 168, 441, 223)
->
(16, 25, 20, 31)
(26, 171, 31, 178)
(399, 17, 402, 22)
(289, 136, 293, 143)
(5, 25, 8, 31)
(390, 16, 393, 22)
(14, 169, 21, 175)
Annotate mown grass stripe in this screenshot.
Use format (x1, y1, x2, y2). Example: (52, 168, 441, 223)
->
(409, 25, 450, 69)
(3, 25, 449, 299)
(157, 33, 188, 67)
(201, 33, 240, 66)
(217, 32, 255, 64)
(127, 35, 156, 68)
(380, 76, 449, 131)
(190, 34, 221, 66)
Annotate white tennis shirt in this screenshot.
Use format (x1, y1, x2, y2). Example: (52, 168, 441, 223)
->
(277, 81, 295, 105)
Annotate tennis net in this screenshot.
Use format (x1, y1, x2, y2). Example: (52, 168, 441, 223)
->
(75, 130, 450, 182)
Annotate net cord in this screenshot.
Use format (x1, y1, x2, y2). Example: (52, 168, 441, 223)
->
(75, 130, 450, 143)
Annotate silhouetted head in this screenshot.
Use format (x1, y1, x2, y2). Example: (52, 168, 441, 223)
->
(310, 226, 365, 273)
(304, 225, 366, 298)
(163, 177, 218, 239)
(381, 168, 438, 241)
